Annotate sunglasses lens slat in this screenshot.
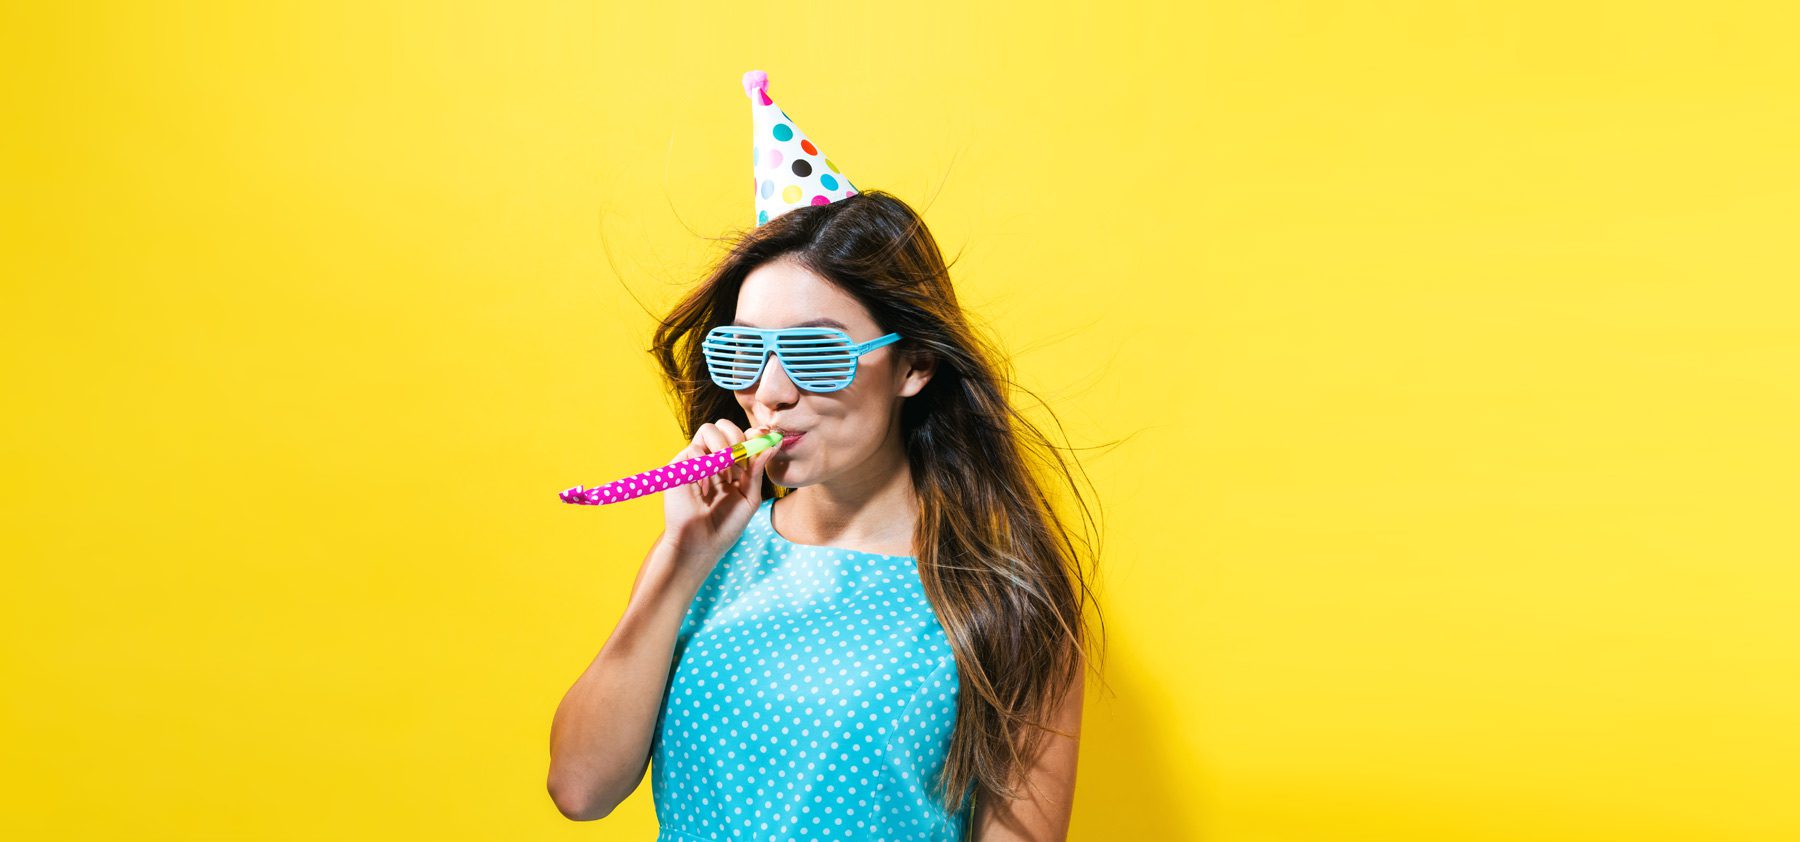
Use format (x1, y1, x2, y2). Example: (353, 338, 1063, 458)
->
(776, 332, 854, 389)
(701, 326, 891, 393)
(702, 328, 766, 388)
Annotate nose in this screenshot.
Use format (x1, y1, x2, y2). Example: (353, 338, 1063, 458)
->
(751, 351, 800, 407)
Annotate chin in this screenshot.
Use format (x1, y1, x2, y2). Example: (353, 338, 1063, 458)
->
(769, 469, 814, 489)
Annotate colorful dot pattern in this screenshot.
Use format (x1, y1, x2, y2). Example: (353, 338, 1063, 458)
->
(651, 497, 972, 840)
(558, 450, 737, 506)
(745, 71, 859, 228)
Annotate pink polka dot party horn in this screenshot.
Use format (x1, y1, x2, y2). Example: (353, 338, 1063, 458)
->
(559, 429, 785, 506)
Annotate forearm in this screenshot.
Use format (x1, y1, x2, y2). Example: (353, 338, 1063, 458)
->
(547, 539, 712, 820)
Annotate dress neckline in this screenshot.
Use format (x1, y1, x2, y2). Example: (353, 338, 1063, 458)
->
(763, 497, 917, 562)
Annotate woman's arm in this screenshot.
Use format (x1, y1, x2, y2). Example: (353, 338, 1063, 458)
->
(972, 668, 1085, 841)
(546, 536, 714, 821)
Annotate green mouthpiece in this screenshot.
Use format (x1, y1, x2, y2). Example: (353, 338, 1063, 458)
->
(742, 430, 784, 458)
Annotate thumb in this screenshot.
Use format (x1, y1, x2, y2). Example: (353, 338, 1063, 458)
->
(746, 445, 776, 499)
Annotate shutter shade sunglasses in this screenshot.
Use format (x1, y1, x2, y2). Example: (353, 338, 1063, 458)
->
(702, 325, 902, 393)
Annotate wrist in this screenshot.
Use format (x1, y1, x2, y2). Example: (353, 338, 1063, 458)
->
(645, 535, 717, 595)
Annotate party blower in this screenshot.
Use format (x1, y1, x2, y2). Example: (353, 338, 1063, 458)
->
(559, 429, 788, 506)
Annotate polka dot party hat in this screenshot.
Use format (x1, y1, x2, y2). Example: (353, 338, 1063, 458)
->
(745, 69, 858, 227)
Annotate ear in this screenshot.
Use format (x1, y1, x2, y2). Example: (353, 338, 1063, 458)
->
(896, 346, 937, 399)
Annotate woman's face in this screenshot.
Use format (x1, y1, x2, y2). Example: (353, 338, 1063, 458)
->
(731, 256, 930, 489)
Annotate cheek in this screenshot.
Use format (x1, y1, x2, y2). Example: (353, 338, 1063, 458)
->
(835, 408, 881, 444)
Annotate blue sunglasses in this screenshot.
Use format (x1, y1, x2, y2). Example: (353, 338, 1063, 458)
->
(702, 325, 902, 393)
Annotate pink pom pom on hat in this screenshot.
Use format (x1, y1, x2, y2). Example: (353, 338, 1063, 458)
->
(744, 69, 858, 227)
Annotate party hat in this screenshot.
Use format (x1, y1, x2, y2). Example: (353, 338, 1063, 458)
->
(744, 69, 858, 227)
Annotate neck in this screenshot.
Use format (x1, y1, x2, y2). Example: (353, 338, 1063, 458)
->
(775, 422, 917, 557)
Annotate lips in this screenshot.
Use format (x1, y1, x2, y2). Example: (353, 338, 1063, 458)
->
(778, 431, 806, 450)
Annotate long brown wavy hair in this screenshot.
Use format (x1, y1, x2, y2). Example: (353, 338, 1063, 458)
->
(646, 190, 1107, 820)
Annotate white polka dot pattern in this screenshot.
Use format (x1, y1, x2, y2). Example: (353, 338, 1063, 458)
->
(650, 497, 971, 840)
(560, 449, 737, 506)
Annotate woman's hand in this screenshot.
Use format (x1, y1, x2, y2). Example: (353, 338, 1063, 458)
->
(547, 422, 777, 822)
(658, 419, 779, 569)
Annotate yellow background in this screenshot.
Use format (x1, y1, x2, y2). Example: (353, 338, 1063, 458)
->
(4, 2, 1797, 839)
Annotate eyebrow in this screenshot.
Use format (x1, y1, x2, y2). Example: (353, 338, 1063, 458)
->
(730, 317, 851, 330)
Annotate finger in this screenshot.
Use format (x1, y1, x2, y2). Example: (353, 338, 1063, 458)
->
(734, 441, 760, 496)
(696, 422, 729, 456)
(670, 436, 714, 502)
(712, 419, 749, 485)
(743, 426, 775, 486)
(674, 444, 707, 496)
(744, 444, 774, 496)
(741, 425, 777, 491)
(674, 424, 710, 463)
(694, 423, 733, 493)
(671, 443, 705, 473)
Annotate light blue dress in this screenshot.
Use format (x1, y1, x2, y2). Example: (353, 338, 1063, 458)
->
(651, 496, 972, 840)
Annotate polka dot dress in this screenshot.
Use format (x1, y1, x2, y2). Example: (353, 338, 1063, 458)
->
(651, 496, 971, 840)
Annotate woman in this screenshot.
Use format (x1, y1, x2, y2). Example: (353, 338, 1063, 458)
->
(549, 191, 1104, 840)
